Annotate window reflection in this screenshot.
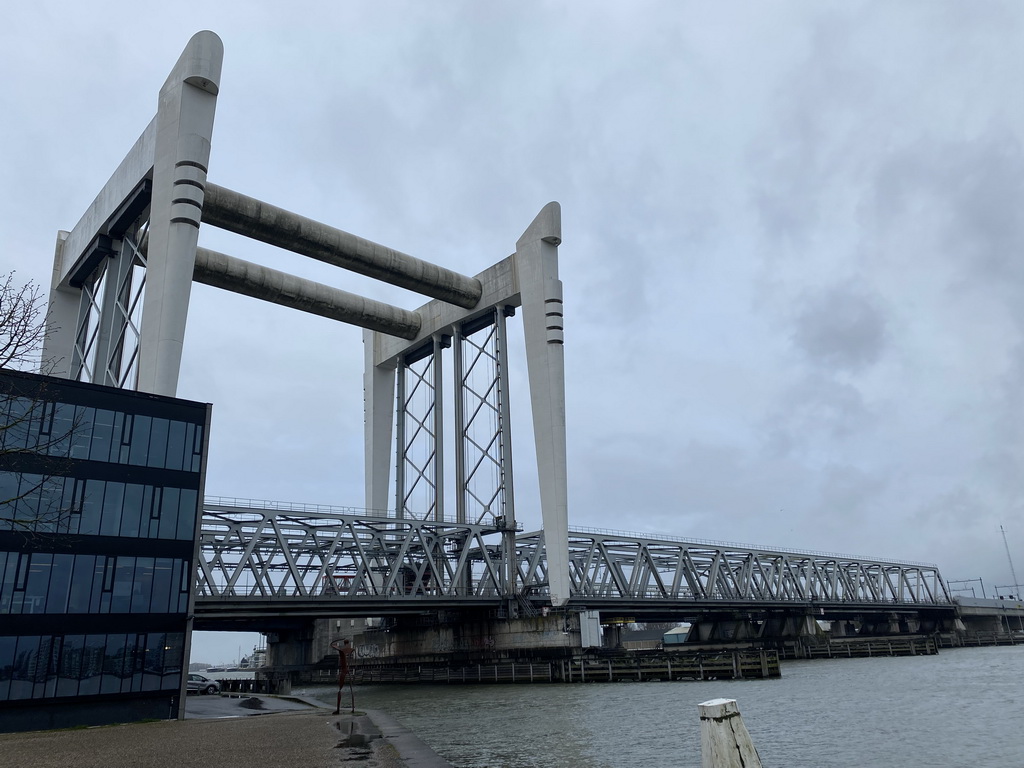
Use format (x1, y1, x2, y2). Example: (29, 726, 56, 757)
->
(0, 553, 190, 618)
(0, 383, 205, 712)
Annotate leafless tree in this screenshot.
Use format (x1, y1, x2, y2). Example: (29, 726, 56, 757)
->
(1, 271, 77, 533)
(0, 271, 52, 372)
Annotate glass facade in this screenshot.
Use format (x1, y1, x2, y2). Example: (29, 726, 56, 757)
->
(0, 369, 209, 732)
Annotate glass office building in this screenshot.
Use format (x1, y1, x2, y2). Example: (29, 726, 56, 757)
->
(0, 369, 210, 732)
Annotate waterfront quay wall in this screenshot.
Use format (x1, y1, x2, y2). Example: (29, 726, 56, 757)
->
(352, 648, 781, 684)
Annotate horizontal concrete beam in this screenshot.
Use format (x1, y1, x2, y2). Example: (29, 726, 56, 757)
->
(369, 255, 519, 367)
(201, 184, 482, 309)
(193, 247, 421, 339)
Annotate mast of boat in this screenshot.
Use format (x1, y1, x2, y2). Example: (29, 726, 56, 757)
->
(1001, 525, 1020, 596)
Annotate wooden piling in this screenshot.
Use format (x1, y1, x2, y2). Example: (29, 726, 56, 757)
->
(698, 698, 762, 768)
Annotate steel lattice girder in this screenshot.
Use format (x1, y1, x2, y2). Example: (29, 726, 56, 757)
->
(511, 530, 951, 606)
(195, 506, 951, 611)
(196, 505, 509, 602)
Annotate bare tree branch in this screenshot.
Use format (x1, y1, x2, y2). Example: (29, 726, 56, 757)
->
(0, 271, 53, 372)
(1, 271, 79, 534)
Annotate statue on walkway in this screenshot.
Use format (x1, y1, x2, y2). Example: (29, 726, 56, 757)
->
(330, 638, 355, 714)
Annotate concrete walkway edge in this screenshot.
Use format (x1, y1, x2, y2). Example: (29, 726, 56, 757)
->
(363, 708, 456, 768)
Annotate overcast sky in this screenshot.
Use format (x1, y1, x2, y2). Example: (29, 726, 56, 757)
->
(3, 1, 1023, 664)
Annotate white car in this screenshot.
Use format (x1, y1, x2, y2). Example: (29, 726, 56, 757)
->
(186, 673, 221, 695)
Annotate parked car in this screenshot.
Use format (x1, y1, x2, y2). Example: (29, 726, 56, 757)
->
(186, 673, 221, 695)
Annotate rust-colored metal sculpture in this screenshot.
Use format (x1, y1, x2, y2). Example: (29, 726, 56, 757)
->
(329, 638, 355, 714)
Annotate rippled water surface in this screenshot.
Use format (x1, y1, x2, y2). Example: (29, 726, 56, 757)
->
(299, 646, 1024, 767)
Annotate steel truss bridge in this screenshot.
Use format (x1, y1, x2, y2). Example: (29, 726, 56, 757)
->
(194, 499, 953, 628)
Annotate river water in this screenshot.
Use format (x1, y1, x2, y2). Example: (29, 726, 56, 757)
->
(298, 646, 1024, 767)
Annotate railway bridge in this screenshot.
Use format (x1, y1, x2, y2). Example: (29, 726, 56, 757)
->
(193, 498, 959, 664)
(41, 33, 987, 670)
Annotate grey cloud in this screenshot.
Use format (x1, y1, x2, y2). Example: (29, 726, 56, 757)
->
(872, 134, 1024, 295)
(790, 284, 888, 372)
(761, 372, 873, 458)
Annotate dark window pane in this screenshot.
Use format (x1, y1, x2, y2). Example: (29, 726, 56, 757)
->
(63, 478, 82, 535)
(99, 482, 125, 536)
(110, 558, 135, 613)
(78, 480, 102, 536)
(128, 415, 151, 465)
(56, 634, 85, 697)
(131, 558, 155, 613)
(191, 423, 204, 472)
(0, 472, 17, 531)
(177, 488, 198, 541)
(8, 636, 40, 700)
(13, 473, 43, 533)
(117, 413, 133, 463)
(68, 555, 96, 613)
(126, 634, 143, 696)
(143, 486, 162, 538)
(0, 634, 15, 700)
(1, 397, 33, 451)
(101, 634, 129, 693)
(147, 418, 169, 469)
(141, 632, 162, 691)
(48, 402, 75, 457)
(150, 559, 173, 614)
(18, 474, 65, 535)
(171, 559, 190, 613)
(91, 558, 110, 614)
(0, 553, 19, 614)
(0, 472, 18, 505)
(183, 423, 195, 469)
(36, 636, 57, 699)
(77, 635, 106, 695)
(159, 488, 179, 539)
(165, 421, 186, 472)
(120, 483, 144, 538)
(90, 409, 115, 463)
(162, 632, 185, 689)
(46, 554, 74, 613)
(70, 406, 95, 459)
(40, 476, 70, 534)
(23, 554, 53, 615)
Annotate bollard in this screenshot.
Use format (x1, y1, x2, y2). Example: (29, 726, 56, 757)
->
(698, 698, 763, 768)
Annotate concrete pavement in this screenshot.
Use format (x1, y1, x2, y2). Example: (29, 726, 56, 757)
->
(0, 694, 452, 768)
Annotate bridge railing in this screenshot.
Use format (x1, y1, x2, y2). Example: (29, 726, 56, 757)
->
(566, 525, 941, 569)
(205, 495, 389, 518)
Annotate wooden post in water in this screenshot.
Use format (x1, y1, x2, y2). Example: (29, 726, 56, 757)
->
(698, 698, 762, 768)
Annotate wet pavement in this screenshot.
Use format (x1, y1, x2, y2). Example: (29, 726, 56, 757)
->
(0, 694, 452, 768)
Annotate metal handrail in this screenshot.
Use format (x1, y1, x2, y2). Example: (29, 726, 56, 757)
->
(202, 496, 939, 569)
(567, 525, 940, 568)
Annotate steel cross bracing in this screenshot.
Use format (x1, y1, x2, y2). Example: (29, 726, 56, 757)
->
(196, 501, 513, 607)
(194, 502, 951, 614)
(454, 309, 514, 527)
(396, 343, 441, 521)
(513, 529, 952, 606)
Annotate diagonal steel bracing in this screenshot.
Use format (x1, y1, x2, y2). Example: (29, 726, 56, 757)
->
(194, 501, 952, 620)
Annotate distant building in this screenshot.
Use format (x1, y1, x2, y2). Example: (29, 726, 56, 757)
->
(0, 369, 210, 732)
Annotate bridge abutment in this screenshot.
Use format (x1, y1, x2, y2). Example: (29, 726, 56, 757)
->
(353, 613, 581, 664)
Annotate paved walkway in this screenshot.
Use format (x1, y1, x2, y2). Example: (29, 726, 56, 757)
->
(0, 695, 452, 768)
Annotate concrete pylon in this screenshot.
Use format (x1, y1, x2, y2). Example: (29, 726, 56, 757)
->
(136, 31, 223, 396)
(363, 202, 571, 607)
(515, 202, 569, 607)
